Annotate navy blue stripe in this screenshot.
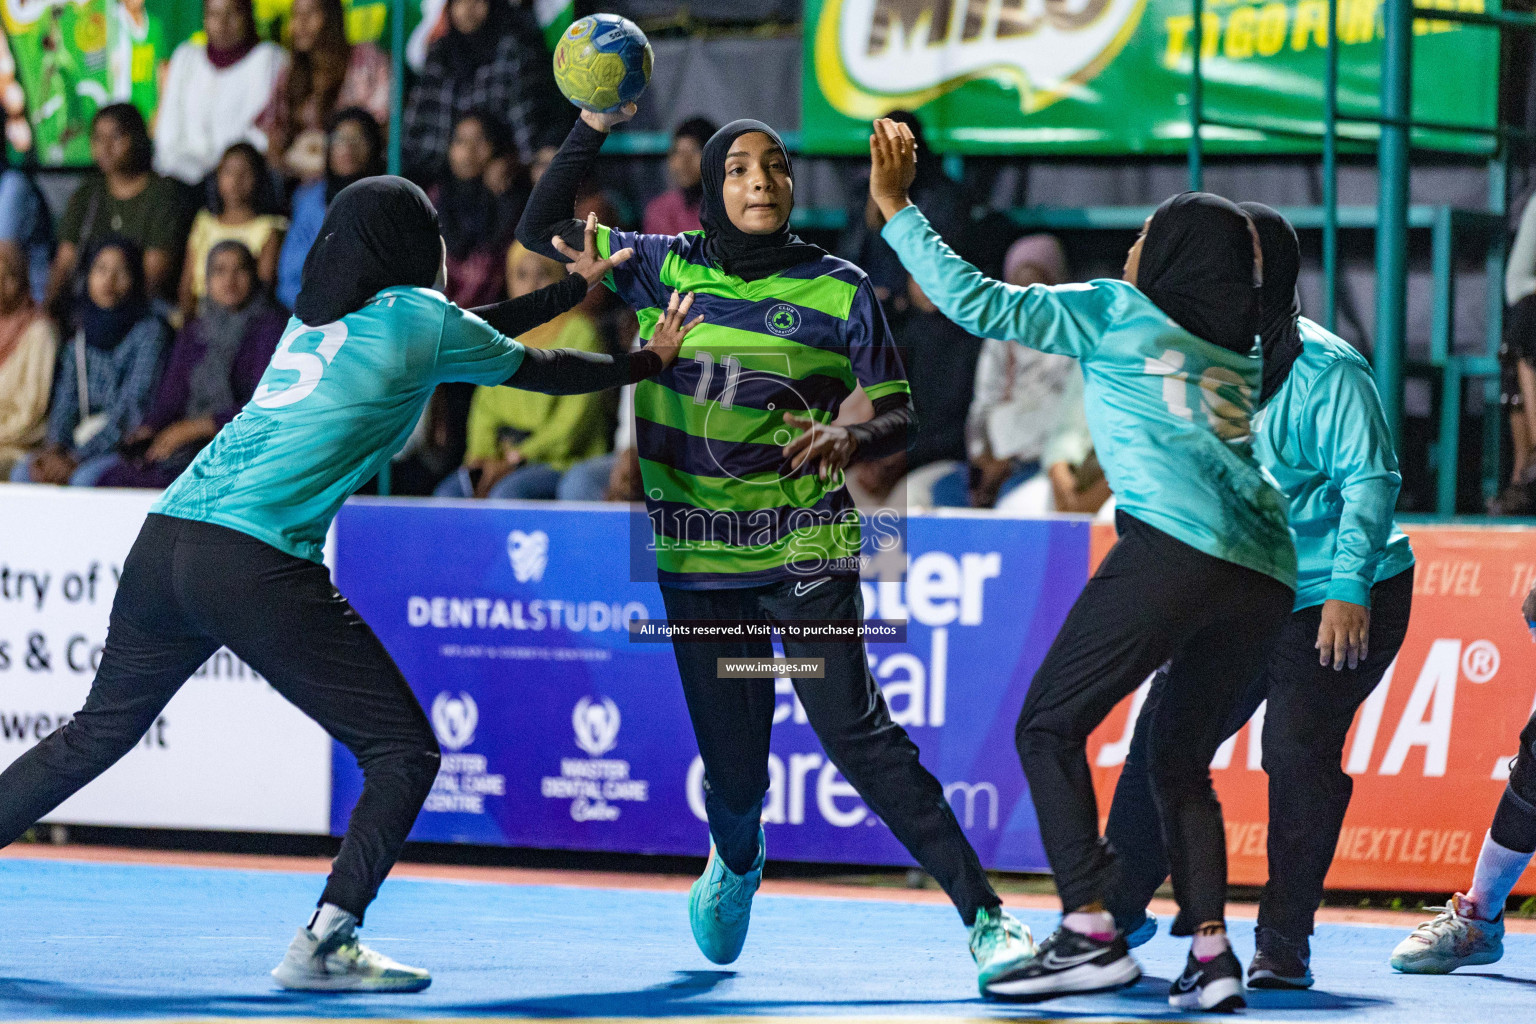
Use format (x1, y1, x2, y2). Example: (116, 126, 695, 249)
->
(669, 236, 867, 287)
(651, 361, 851, 416)
(635, 416, 800, 480)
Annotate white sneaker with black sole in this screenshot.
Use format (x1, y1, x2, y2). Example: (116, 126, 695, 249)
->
(982, 925, 1140, 1002)
(271, 919, 431, 992)
(1168, 948, 1245, 1013)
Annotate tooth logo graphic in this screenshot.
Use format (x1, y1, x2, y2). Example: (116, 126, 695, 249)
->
(431, 691, 479, 751)
(814, 0, 1147, 118)
(507, 529, 549, 582)
(573, 697, 621, 757)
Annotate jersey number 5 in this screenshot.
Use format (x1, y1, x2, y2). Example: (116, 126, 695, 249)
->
(253, 322, 349, 409)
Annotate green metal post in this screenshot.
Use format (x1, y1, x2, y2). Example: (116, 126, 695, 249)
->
(1322, 0, 1339, 331)
(388, 0, 405, 176)
(1373, 0, 1413, 449)
(1430, 210, 1457, 514)
(378, 0, 407, 497)
(1189, 0, 1204, 191)
(1488, 158, 1509, 504)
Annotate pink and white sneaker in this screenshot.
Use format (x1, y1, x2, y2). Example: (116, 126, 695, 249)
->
(1390, 894, 1504, 974)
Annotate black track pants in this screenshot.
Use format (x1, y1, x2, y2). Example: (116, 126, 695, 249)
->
(1015, 512, 1293, 935)
(0, 514, 439, 920)
(661, 575, 1000, 925)
(1104, 567, 1413, 941)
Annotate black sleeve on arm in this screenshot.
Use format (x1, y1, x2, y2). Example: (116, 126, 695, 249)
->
(515, 119, 608, 262)
(503, 346, 664, 395)
(846, 392, 916, 463)
(469, 273, 586, 337)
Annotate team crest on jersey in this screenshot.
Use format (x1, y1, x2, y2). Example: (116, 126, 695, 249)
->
(765, 303, 801, 337)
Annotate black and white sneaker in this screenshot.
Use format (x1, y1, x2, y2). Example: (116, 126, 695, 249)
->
(1248, 925, 1314, 989)
(983, 925, 1140, 1002)
(1168, 948, 1246, 1013)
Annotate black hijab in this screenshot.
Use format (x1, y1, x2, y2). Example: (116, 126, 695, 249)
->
(698, 119, 826, 282)
(77, 235, 149, 351)
(1136, 191, 1260, 355)
(1239, 202, 1304, 405)
(295, 176, 442, 326)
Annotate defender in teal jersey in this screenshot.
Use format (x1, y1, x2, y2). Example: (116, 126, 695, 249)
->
(519, 106, 1035, 991)
(0, 179, 697, 992)
(1105, 204, 1415, 991)
(873, 121, 1296, 1010)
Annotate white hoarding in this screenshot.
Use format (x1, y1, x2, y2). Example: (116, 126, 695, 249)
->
(0, 486, 330, 833)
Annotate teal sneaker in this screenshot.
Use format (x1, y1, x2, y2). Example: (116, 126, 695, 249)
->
(688, 830, 764, 964)
(969, 906, 1035, 994)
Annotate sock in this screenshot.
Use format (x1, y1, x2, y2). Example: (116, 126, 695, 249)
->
(307, 902, 357, 938)
(1062, 910, 1115, 941)
(1192, 928, 1230, 962)
(1466, 831, 1534, 921)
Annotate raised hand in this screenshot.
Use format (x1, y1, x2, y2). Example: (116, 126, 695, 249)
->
(580, 102, 638, 134)
(644, 291, 704, 368)
(553, 212, 635, 287)
(869, 117, 918, 222)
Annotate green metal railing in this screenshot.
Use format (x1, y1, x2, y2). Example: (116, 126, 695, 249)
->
(1188, 0, 1519, 515)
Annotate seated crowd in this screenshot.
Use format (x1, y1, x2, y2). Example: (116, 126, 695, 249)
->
(0, 0, 1098, 514)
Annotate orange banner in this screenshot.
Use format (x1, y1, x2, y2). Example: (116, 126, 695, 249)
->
(1086, 523, 1536, 894)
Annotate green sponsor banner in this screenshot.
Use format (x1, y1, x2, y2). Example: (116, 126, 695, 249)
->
(802, 0, 1500, 155)
(1, 0, 411, 167)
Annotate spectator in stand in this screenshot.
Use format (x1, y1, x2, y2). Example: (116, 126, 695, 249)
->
(556, 333, 643, 502)
(401, 0, 565, 185)
(98, 242, 284, 488)
(433, 110, 527, 308)
(12, 237, 169, 486)
(926, 235, 1089, 511)
(434, 243, 612, 499)
(260, 0, 390, 183)
(180, 143, 287, 319)
(45, 104, 186, 312)
(847, 270, 983, 507)
(1499, 188, 1536, 513)
(642, 117, 717, 236)
(276, 107, 385, 310)
(0, 242, 58, 478)
(154, 0, 288, 187)
(0, 151, 53, 302)
(840, 110, 967, 304)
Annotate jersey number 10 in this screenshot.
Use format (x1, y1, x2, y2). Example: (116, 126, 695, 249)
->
(1145, 348, 1251, 443)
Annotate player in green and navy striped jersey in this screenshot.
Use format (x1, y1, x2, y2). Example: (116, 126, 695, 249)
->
(519, 106, 1034, 990)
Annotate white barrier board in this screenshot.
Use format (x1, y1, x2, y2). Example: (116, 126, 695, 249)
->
(0, 486, 330, 833)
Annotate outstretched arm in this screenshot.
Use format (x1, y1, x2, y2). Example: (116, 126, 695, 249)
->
(472, 214, 634, 336)
(504, 290, 703, 395)
(868, 119, 1099, 359)
(516, 105, 636, 263)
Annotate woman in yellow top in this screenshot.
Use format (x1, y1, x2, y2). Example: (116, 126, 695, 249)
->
(0, 241, 59, 477)
(433, 242, 614, 499)
(179, 142, 287, 319)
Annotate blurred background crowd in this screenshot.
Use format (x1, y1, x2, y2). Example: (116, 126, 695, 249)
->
(0, 0, 1530, 517)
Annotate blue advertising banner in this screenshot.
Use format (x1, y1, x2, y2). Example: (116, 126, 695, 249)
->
(331, 501, 1089, 871)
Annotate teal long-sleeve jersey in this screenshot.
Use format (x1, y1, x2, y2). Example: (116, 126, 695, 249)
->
(1256, 318, 1414, 610)
(883, 205, 1296, 590)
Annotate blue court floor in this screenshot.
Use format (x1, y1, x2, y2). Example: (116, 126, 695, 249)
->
(0, 855, 1532, 1022)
